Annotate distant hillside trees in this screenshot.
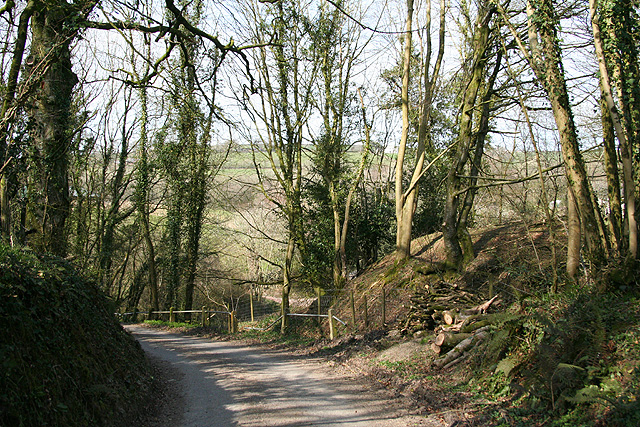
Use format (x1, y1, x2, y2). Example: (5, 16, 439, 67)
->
(240, 0, 316, 332)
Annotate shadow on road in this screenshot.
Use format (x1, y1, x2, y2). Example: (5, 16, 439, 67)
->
(127, 325, 423, 426)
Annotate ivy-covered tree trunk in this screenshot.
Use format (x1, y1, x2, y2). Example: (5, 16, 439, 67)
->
(599, 92, 624, 256)
(597, 0, 639, 259)
(135, 83, 160, 313)
(533, 0, 608, 267)
(442, 5, 493, 268)
(0, 1, 37, 243)
(24, 1, 80, 257)
(566, 189, 580, 281)
(165, 195, 183, 310)
(456, 50, 502, 263)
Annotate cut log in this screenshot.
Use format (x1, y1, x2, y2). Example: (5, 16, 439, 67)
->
(443, 310, 457, 325)
(430, 342, 442, 354)
(433, 327, 490, 369)
(443, 354, 468, 370)
(436, 323, 463, 334)
(434, 332, 472, 349)
(461, 319, 492, 333)
(460, 312, 508, 333)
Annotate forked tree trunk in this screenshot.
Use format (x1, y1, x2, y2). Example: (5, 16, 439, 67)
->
(442, 5, 493, 268)
(395, 0, 414, 260)
(395, 0, 446, 261)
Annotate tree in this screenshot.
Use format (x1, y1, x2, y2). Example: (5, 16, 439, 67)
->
(395, 0, 446, 260)
(134, 70, 160, 314)
(442, 2, 498, 268)
(591, 0, 638, 260)
(241, 0, 319, 332)
(499, 0, 609, 271)
(306, 0, 371, 287)
(0, 0, 98, 256)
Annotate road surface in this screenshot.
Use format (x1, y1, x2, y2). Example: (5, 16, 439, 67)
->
(127, 325, 426, 426)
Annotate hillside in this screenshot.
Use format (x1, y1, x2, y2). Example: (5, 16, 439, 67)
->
(136, 221, 640, 425)
(0, 244, 154, 426)
(322, 223, 640, 426)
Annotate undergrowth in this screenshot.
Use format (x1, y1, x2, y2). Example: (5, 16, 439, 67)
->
(143, 313, 320, 347)
(0, 244, 153, 426)
(238, 314, 319, 347)
(468, 286, 640, 426)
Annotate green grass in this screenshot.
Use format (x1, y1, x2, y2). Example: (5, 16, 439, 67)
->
(377, 358, 425, 380)
(238, 314, 317, 346)
(144, 319, 198, 328)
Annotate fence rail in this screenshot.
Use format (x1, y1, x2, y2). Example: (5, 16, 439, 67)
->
(117, 285, 412, 339)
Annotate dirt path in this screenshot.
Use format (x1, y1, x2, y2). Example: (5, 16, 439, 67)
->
(127, 325, 426, 426)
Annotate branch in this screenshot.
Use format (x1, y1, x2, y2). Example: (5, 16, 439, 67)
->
(452, 162, 565, 197)
(402, 144, 454, 198)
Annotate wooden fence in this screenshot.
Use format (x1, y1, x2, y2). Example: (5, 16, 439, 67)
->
(118, 286, 408, 339)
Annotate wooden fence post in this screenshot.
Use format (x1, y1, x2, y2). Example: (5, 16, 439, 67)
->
(250, 289, 255, 322)
(169, 307, 175, 323)
(201, 306, 206, 326)
(316, 287, 321, 316)
(381, 289, 386, 326)
(228, 311, 238, 333)
(350, 289, 356, 331)
(363, 295, 369, 328)
(232, 311, 238, 333)
(328, 308, 336, 340)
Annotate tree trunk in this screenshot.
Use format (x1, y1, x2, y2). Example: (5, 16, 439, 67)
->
(184, 141, 209, 315)
(281, 233, 295, 333)
(394, 0, 414, 261)
(0, 0, 37, 243)
(600, 94, 624, 256)
(136, 84, 159, 312)
(566, 188, 581, 282)
(99, 100, 133, 294)
(442, 5, 493, 268)
(591, 0, 636, 259)
(25, 2, 79, 257)
(535, 0, 608, 267)
(457, 50, 502, 265)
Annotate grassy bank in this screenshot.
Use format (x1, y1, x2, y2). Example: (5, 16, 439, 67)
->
(0, 244, 154, 426)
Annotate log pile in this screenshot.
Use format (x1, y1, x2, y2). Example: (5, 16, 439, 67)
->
(402, 281, 497, 333)
(401, 281, 501, 368)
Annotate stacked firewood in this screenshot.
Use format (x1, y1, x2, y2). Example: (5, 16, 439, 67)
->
(402, 281, 500, 369)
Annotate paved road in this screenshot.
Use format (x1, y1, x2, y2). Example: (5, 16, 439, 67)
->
(127, 325, 425, 426)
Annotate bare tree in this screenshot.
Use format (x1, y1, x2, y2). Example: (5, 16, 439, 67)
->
(395, 0, 446, 260)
